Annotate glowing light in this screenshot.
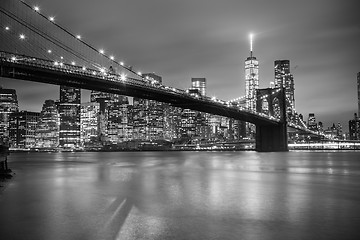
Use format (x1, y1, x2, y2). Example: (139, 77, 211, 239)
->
(11, 56, 16, 61)
(47, 49, 52, 53)
(34, 6, 40, 12)
(5, 26, 10, 31)
(76, 35, 81, 40)
(110, 56, 114, 60)
(49, 16, 55, 22)
(59, 62, 63, 66)
(54, 61, 59, 66)
(119, 61, 124, 66)
(137, 72, 142, 76)
(71, 61, 75, 65)
(100, 68, 106, 73)
(120, 73, 127, 81)
(82, 66, 86, 71)
(19, 34, 25, 40)
(99, 49, 105, 54)
(249, 33, 253, 52)
(60, 56, 63, 60)
(92, 71, 96, 75)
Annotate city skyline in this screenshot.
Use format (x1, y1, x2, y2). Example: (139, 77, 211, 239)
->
(0, 0, 359, 128)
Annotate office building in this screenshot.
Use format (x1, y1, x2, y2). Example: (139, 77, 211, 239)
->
(107, 96, 132, 144)
(358, 72, 360, 117)
(9, 111, 40, 149)
(35, 100, 60, 149)
(307, 113, 318, 132)
(191, 78, 206, 96)
(58, 86, 81, 149)
(133, 73, 164, 140)
(80, 102, 100, 145)
(349, 113, 360, 140)
(0, 87, 19, 143)
(274, 60, 295, 107)
(244, 34, 259, 138)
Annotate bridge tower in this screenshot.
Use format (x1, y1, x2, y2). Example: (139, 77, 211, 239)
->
(255, 88, 288, 152)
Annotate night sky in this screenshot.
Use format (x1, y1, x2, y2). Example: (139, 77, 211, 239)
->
(1, 0, 359, 129)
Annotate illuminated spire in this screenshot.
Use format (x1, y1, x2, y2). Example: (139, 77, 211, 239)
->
(250, 33, 253, 57)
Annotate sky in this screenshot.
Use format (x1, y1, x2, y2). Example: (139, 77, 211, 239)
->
(1, 0, 359, 129)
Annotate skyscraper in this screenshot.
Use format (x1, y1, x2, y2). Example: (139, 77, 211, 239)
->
(244, 34, 259, 112)
(35, 100, 60, 149)
(58, 86, 81, 149)
(9, 111, 40, 149)
(307, 113, 318, 132)
(191, 78, 206, 96)
(244, 34, 259, 138)
(0, 87, 19, 143)
(80, 102, 100, 146)
(133, 73, 164, 140)
(107, 96, 131, 144)
(274, 60, 295, 109)
(357, 72, 360, 117)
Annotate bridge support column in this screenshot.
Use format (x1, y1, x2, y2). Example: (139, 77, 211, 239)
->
(255, 123, 288, 152)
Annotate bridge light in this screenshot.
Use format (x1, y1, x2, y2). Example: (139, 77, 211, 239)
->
(59, 62, 63, 66)
(82, 66, 86, 71)
(34, 6, 40, 12)
(5, 26, 10, 31)
(54, 61, 59, 66)
(119, 61, 124, 66)
(11, 56, 16, 61)
(120, 73, 127, 81)
(137, 71, 142, 76)
(110, 56, 114, 60)
(100, 68, 106, 73)
(71, 61, 75, 65)
(19, 34, 25, 40)
(76, 35, 81, 40)
(60, 56, 63, 60)
(49, 16, 55, 22)
(47, 49, 52, 54)
(99, 49, 105, 54)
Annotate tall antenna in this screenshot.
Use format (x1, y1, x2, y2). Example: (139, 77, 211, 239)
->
(250, 33, 253, 57)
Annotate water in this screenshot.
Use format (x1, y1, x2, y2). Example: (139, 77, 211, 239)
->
(1, 151, 360, 240)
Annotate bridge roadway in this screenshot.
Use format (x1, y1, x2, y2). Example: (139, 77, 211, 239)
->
(0, 51, 279, 126)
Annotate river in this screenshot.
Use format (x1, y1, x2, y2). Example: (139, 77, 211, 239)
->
(1, 151, 360, 240)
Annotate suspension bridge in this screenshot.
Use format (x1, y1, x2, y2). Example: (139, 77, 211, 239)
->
(0, 0, 318, 152)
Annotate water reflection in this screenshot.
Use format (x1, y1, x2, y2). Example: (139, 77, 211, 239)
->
(1, 151, 360, 239)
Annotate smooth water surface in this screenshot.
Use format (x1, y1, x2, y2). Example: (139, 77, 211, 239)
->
(1, 151, 360, 240)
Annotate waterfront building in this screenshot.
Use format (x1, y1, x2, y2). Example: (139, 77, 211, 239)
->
(58, 86, 81, 149)
(80, 102, 100, 146)
(132, 73, 164, 140)
(349, 113, 360, 140)
(244, 34, 259, 138)
(9, 111, 40, 149)
(0, 87, 19, 143)
(35, 100, 60, 149)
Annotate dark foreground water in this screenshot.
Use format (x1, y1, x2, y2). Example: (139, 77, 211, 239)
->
(1, 151, 360, 240)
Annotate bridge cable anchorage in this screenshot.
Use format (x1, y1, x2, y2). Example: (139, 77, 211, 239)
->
(18, 0, 145, 80)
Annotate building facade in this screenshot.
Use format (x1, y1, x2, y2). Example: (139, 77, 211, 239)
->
(9, 111, 40, 149)
(80, 102, 100, 146)
(0, 87, 19, 143)
(58, 86, 81, 149)
(35, 100, 60, 149)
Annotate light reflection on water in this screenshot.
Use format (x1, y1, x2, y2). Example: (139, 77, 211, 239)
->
(1, 151, 360, 240)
